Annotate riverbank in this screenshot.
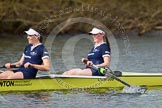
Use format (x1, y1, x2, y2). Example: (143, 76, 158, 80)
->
(1, 0, 162, 35)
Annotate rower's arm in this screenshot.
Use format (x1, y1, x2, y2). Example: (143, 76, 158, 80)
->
(4, 55, 24, 68)
(96, 56, 110, 67)
(30, 58, 50, 71)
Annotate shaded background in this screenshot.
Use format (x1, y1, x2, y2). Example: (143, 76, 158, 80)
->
(1, 0, 162, 35)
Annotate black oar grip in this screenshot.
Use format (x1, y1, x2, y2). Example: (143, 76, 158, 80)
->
(10, 65, 17, 68)
(0, 65, 6, 68)
(0, 65, 18, 68)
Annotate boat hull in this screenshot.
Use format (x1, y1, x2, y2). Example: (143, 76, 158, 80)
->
(1, 72, 162, 92)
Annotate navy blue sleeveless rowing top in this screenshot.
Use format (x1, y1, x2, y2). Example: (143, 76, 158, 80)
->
(13, 43, 49, 79)
(87, 42, 110, 76)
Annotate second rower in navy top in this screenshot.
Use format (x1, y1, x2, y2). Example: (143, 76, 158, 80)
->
(63, 27, 111, 76)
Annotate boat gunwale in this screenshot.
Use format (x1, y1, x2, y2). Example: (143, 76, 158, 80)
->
(1, 72, 162, 80)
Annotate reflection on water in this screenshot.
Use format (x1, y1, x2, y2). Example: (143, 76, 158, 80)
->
(1, 90, 162, 108)
(1, 31, 162, 108)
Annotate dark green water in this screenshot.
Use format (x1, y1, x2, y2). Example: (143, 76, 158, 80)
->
(1, 31, 162, 108)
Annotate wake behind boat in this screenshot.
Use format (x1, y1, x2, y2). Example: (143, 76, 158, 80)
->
(0, 71, 162, 92)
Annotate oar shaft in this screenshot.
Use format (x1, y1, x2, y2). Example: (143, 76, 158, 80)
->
(106, 66, 131, 87)
(106, 72, 131, 87)
(90, 64, 131, 87)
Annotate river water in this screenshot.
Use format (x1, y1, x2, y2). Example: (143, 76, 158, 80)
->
(0, 31, 162, 108)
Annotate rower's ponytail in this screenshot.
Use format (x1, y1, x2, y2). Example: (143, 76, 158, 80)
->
(39, 35, 43, 43)
(104, 32, 111, 53)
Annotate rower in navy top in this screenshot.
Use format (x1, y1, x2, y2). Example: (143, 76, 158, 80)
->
(87, 43, 110, 75)
(0, 28, 50, 79)
(88, 43, 110, 65)
(63, 27, 111, 76)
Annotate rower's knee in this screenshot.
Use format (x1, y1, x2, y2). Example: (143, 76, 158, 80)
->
(0, 74, 7, 79)
(63, 71, 74, 75)
(63, 72, 67, 75)
(6, 76, 13, 79)
(63, 69, 82, 75)
(63, 71, 73, 75)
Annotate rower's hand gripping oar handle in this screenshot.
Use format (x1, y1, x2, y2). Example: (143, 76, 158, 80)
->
(82, 59, 98, 69)
(82, 59, 106, 75)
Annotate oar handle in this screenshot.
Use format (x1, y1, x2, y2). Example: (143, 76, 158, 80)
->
(82, 59, 106, 75)
(82, 59, 103, 70)
(10, 65, 18, 68)
(0, 65, 18, 68)
(0, 65, 5, 68)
